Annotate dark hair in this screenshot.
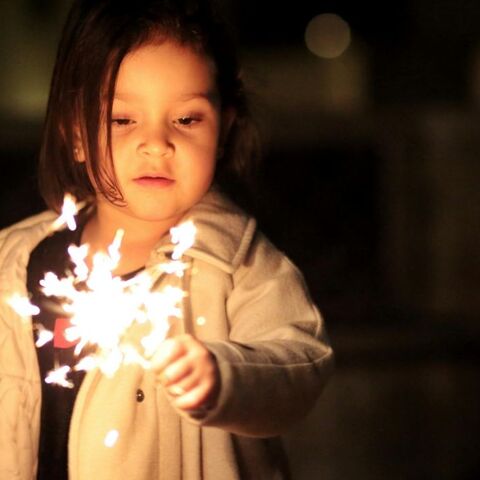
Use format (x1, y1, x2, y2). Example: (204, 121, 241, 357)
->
(39, 0, 260, 212)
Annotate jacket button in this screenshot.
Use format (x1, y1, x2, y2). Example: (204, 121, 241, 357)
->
(136, 389, 145, 402)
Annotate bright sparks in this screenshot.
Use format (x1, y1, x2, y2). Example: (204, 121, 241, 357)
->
(45, 365, 74, 389)
(171, 221, 196, 260)
(51, 193, 78, 231)
(104, 429, 120, 448)
(9, 194, 197, 387)
(34, 324, 54, 348)
(39, 233, 190, 377)
(7, 294, 40, 317)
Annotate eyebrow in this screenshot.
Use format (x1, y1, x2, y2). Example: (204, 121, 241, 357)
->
(114, 91, 219, 103)
(179, 91, 219, 102)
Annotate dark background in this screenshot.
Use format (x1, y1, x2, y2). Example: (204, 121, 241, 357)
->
(1, 1, 479, 478)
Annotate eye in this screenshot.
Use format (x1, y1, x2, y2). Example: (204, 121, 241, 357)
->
(112, 118, 135, 127)
(175, 115, 201, 127)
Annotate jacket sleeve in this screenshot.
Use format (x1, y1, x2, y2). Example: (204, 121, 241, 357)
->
(194, 233, 334, 437)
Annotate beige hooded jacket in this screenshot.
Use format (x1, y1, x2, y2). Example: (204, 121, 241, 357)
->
(0, 191, 333, 480)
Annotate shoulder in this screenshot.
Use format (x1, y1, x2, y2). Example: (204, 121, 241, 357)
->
(234, 229, 305, 288)
(193, 191, 302, 283)
(0, 211, 57, 263)
(0, 211, 57, 242)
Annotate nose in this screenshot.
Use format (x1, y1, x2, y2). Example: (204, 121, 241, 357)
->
(138, 125, 174, 158)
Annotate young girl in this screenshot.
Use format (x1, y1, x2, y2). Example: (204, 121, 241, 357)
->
(0, 1, 333, 479)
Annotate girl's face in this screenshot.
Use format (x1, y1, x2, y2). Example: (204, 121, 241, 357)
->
(95, 40, 223, 228)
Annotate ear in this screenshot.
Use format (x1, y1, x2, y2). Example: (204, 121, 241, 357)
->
(73, 143, 86, 163)
(73, 125, 86, 163)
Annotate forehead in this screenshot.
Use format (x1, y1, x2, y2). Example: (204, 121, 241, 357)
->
(114, 41, 218, 101)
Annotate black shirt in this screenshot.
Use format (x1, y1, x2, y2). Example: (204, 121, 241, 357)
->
(27, 219, 145, 479)
(27, 225, 86, 480)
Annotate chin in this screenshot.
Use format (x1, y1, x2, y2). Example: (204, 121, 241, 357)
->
(127, 204, 186, 225)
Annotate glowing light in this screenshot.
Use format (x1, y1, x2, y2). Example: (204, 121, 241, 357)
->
(108, 229, 124, 267)
(305, 13, 351, 59)
(38, 244, 174, 377)
(10, 194, 197, 387)
(68, 243, 89, 281)
(8, 294, 40, 317)
(171, 221, 196, 260)
(52, 193, 78, 231)
(104, 429, 120, 448)
(74, 356, 97, 372)
(196, 316, 206, 326)
(34, 324, 54, 347)
(45, 365, 74, 389)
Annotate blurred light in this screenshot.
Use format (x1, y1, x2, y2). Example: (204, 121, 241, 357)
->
(104, 429, 119, 448)
(305, 13, 351, 59)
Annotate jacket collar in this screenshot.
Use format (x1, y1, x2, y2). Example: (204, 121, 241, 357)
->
(148, 190, 256, 274)
(0, 190, 256, 282)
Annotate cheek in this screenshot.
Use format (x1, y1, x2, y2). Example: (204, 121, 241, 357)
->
(177, 143, 217, 184)
(180, 131, 218, 160)
(111, 134, 133, 154)
(110, 136, 135, 169)
(193, 141, 218, 169)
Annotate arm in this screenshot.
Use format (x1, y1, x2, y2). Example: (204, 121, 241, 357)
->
(202, 235, 333, 437)
(152, 233, 333, 437)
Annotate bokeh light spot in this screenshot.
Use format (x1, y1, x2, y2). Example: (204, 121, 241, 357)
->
(305, 13, 351, 59)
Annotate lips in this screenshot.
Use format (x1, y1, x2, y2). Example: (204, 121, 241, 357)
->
(133, 175, 174, 188)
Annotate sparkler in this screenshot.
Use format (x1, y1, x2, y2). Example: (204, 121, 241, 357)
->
(7, 294, 40, 318)
(51, 193, 78, 231)
(9, 194, 198, 387)
(45, 365, 74, 389)
(104, 429, 120, 448)
(34, 323, 54, 347)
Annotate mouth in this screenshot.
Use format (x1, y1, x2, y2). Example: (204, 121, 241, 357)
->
(133, 175, 175, 188)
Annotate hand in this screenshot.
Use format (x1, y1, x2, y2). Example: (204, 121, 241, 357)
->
(151, 334, 220, 412)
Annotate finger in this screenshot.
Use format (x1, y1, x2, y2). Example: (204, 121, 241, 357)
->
(151, 339, 185, 373)
(166, 370, 202, 396)
(167, 384, 188, 397)
(161, 358, 193, 386)
(172, 377, 218, 411)
(164, 350, 216, 387)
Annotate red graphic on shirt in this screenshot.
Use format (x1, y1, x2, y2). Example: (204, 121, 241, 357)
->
(54, 317, 79, 349)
